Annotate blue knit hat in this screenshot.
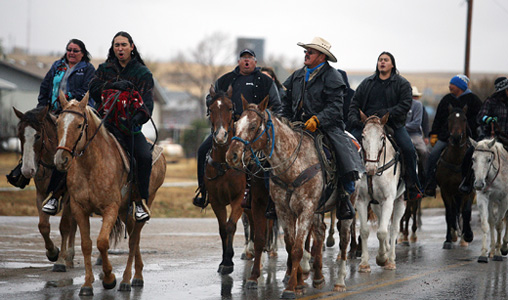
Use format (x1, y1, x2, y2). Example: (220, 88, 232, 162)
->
(450, 75, 469, 91)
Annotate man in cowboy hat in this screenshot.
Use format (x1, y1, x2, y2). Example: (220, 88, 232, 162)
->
(406, 86, 429, 187)
(458, 76, 508, 193)
(280, 36, 365, 220)
(424, 74, 482, 197)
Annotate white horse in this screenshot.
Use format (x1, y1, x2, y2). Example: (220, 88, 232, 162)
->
(471, 138, 508, 263)
(356, 112, 406, 272)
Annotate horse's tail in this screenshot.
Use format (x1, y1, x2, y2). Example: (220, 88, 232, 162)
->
(110, 217, 124, 248)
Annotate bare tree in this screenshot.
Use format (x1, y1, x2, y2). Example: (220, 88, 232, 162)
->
(171, 32, 234, 117)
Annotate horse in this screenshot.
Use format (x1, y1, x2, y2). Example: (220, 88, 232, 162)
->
(435, 105, 474, 249)
(53, 92, 166, 296)
(398, 197, 421, 245)
(355, 112, 406, 272)
(13, 105, 77, 272)
(226, 96, 353, 297)
(471, 138, 508, 263)
(204, 86, 269, 288)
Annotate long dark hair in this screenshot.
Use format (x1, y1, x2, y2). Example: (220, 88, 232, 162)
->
(261, 66, 283, 89)
(107, 31, 146, 66)
(62, 38, 91, 63)
(375, 51, 398, 76)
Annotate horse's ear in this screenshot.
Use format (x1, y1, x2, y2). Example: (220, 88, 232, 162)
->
(241, 94, 249, 112)
(469, 137, 477, 148)
(36, 105, 49, 122)
(258, 95, 269, 112)
(462, 104, 468, 114)
(226, 85, 233, 99)
(13, 107, 24, 120)
(488, 138, 496, 148)
(79, 92, 89, 110)
(209, 85, 216, 98)
(360, 110, 367, 123)
(58, 90, 69, 108)
(380, 112, 390, 125)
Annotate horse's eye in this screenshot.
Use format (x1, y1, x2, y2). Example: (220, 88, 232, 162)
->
(34, 134, 41, 140)
(77, 124, 83, 129)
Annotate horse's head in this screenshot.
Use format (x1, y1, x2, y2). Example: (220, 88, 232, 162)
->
(447, 104, 468, 146)
(54, 91, 90, 171)
(14, 105, 56, 178)
(360, 110, 389, 176)
(472, 138, 498, 191)
(208, 85, 234, 146)
(226, 95, 270, 169)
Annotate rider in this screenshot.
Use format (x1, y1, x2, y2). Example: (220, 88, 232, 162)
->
(192, 49, 282, 215)
(34, 39, 96, 215)
(348, 51, 422, 202)
(89, 31, 154, 222)
(424, 75, 482, 197)
(458, 77, 508, 193)
(281, 37, 365, 220)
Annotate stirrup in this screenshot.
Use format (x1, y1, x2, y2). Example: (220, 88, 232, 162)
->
(192, 187, 208, 208)
(42, 192, 63, 215)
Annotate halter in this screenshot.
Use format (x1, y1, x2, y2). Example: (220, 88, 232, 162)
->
(56, 109, 88, 157)
(362, 123, 399, 176)
(474, 147, 500, 191)
(232, 109, 275, 168)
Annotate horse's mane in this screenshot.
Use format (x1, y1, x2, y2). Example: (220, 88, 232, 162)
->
(85, 105, 109, 137)
(209, 90, 232, 106)
(18, 106, 52, 130)
(364, 115, 382, 125)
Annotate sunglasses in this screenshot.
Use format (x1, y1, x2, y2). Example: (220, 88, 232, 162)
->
(67, 49, 81, 53)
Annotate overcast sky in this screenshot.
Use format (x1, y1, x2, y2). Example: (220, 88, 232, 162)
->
(1, 0, 507, 73)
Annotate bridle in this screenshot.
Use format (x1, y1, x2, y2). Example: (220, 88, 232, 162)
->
(474, 147, 500, 191)
(362, 121, 399, 176)
(56, 109, 88, 157)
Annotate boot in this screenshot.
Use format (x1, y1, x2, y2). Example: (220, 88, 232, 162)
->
(134, 199, 151, 222)
(42, 192, 62, 216)
(424, 178, 436, 197)
(265, 197, 277, 220)
(192, 185, 208, 208)
(458, 170, 475, 194)
(406, 183, 423, 202)
(336, 192, 354, 220)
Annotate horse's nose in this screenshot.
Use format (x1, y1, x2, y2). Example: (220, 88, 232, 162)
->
(474, 180, 484, 191)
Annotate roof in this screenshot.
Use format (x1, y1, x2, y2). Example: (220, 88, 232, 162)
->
(0, 78, 17, 90)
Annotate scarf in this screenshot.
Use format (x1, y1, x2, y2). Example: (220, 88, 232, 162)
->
(50, 60, 68, 110)
(305, 62, 325, 82)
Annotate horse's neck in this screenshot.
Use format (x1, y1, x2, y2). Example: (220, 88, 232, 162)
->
(210, 142, 229, 163)
(40, 120, 58, 164)
(81, 112, 118, 162)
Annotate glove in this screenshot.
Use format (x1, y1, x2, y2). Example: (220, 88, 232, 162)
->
(482, 115, 497, 124)
(375, 108, 389, 117)
(111, 80, 134, 91)
(130, 112, 146, 128)
(430, 134, 438, 147)
(304, 115, 319, 132)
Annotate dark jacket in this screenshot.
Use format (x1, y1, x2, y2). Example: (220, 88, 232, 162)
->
(476, 91, 508, 139)
(89, 58, 154, 126)
(430, 91, 482, 142)
(210, 66, 281, 117)
(282, 62, 346, 130)
(37, 59, 95, 111)
(348, 73, 412, 129)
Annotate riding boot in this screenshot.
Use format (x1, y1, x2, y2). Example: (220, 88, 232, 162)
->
(336, 191, 354, 220)
(458, 169, 475, 194)
(424, 176, 437, 198)
(405, 181, 423, 202)
(134, 199, 151, 222)
(192, 185, 208, 208)
(265, 196, 277, 220)
(241, 176, 252, 209)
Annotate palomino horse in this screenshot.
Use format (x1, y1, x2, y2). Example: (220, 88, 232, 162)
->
(471, 138, 508, 263)
(204, 86, 269, 288)
(436, 105, 474, 249)
(13, 105, 77, 272)
(227, 97, 353, 297)
(54, 92, 166, 296)
(356, 112, 405, 272)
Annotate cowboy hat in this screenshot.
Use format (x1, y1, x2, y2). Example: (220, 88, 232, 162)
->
(412, 86, 423, 97)
(297, 37, 337, 63)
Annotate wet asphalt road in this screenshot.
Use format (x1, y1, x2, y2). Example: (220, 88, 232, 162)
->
(0, 208, 507, 300)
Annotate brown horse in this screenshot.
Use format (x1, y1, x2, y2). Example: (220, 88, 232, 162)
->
(13, 105, 77, 272)
(204, 86, 269, 288)
(54, 92, 166, 296)
(436, 105, 474, 249)
(227, 97, 353, 297)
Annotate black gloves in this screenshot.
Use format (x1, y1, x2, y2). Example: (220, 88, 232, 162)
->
(111, 80, 135, 91)
(375, 109, 389, 117)
(130, 112, 146, 128)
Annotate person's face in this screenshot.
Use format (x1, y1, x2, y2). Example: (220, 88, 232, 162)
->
(377, 54, 394, 75)
(449, 84, 463, 97)
(113, 36, 134, 66)
(238, 54, 257, 75)
(66, 43, 83, 66)
(304, 48, 326, 68)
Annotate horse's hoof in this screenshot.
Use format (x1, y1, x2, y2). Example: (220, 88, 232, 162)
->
(376, 256, 387, 266)
(132, 278, 144, 287)
(493, 255, 503, 261)
(355, 250, 362, 258)
(464, 231, 474, 243)
(52, 264, 66, 272)
(312, 278, 325, 289)
(477, 256, 488, 263)
(295, 286, 305, 296)
(118, 282, 131, 292)
(443, 242, 452, 249)
(245, 280, 258, 290)
(401, 241, 410, 247)
(326, 237, 335, 247)
(359, 264, 371, 273)
(384, 262, 396, 270)
(95, 256, 103, 266)
(218, 265, 234, 275)
(501, 248, 508, 256)
(46, 247, 60, 262)
(333, 284, 346, 292)
(103, 278, 116, 290)
(79, 286, 94, 296)
(410, 236, 418, 243)
(281, 290, 296, 299)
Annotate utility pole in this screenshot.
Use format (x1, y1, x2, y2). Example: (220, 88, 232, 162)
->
(464, 0, 473, 78)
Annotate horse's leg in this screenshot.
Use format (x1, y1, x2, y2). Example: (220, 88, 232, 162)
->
(311, 214, 325, 289)
(493, 216, 504, 260)
(211, 201, 229, 273)
(96, 205, 119, 290)
(53, 200, 74, 272)
(300, 233, 311, 279)
(501, 211, 508, 256)
(73, 208, 94, 296)
(461, 195, 474, 245)
(221, 198, 243, 275)
(375, 200, 392, 267)
(327, 210, 336, 247)
(120, 217, 146, 291)
(477, 196, 489, 263)
(398, 205, 410, 244)
(442, 193, 454, 248)
(245, 196, 267, 289)
(240, 212, 253, 260)
(356, 199, 371, 272)
(334, 218, 352, 292)
(386, 196, 405, 270)
(410, 200, 418, 243)
(36, 193, 59, 263)
(284, 214, 311, 297)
